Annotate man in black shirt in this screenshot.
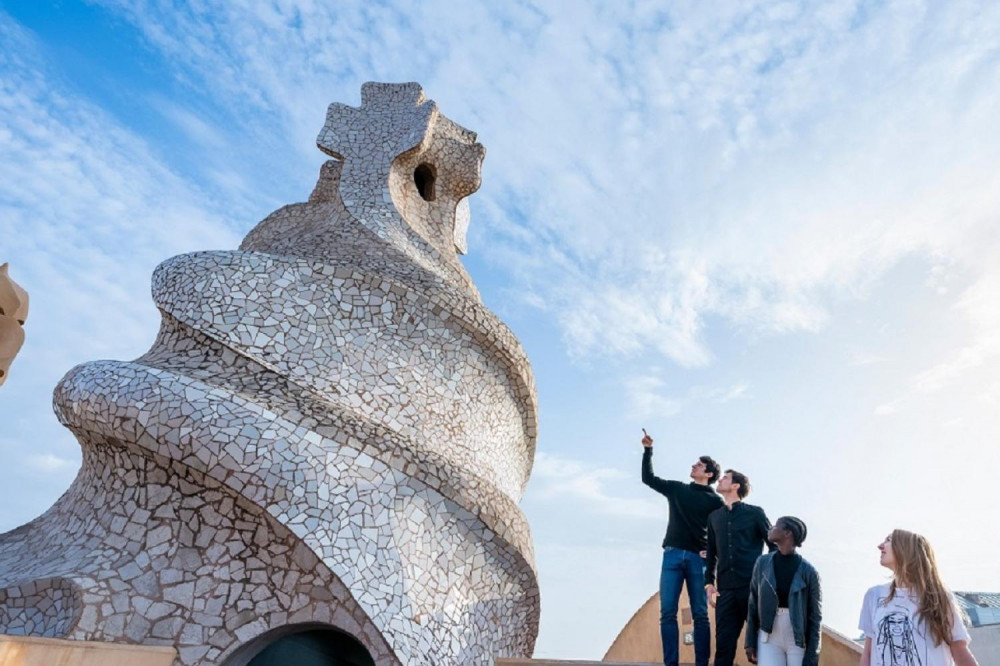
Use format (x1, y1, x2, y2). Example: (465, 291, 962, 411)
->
(704, 469, 774, 666)
(641, 430, 724, 666)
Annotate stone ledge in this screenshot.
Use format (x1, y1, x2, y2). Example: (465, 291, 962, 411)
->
(0, 635, 176, 666)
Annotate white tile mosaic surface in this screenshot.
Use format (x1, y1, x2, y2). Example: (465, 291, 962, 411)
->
(0, 82, 539, 665)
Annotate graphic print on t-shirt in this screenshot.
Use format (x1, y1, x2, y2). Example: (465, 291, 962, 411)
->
(876, 610, 921, 666)
(860, 583, 970, 666)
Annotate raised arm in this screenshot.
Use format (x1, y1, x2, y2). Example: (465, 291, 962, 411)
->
(640, 431, 673, 496)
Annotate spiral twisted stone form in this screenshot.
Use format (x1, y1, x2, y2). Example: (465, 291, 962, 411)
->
(0, 82, 539, 665)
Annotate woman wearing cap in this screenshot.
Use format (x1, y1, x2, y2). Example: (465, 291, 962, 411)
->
(858, 529, 978, 666)
(745, 516, 821, 666)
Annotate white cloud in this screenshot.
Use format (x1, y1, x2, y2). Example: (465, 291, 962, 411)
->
(156, 98, 228, 149)
(914, 272, 1000, 392)
(979, 382, 1000, 405)
(0, 16, 241, 360)
(850, 353, 889, 367)
(699, 383, 750, 403)
(625, 374, 749, 419)
(625, 375, 683, 420)
(0, 13, 241, 528)
(873, 400, 900, 417)
(913, 338, 1000, 395)
(26, 453, 76, 473)
(530, 452, 662, 520)
(94, 1, 1000, 375)
(5, 2, 1000, 652)
(872, 268, 1000, 414)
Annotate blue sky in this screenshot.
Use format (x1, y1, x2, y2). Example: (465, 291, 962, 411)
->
(2, 0, 1000, 659)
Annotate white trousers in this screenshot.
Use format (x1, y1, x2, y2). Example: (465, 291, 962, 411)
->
(758, 608, 805, 666)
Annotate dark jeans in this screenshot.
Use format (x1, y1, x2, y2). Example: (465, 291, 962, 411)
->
(713, 586, 750, 666)
(659, 547, 710, 666)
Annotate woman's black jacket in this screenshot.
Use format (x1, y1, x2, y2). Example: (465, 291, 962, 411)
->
(746, 552, 822, 666)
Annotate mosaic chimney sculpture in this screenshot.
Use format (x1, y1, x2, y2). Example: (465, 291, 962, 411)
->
(0, 83, 539, 665)
(0, 263, 29, 387)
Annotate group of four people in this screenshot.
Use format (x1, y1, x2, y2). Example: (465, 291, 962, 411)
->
(640, 430, 979, 666)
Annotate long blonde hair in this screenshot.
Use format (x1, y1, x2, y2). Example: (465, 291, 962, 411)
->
(887, 529, 963, 646)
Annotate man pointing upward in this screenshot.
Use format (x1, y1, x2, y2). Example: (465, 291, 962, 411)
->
(641, 429, 724, 666)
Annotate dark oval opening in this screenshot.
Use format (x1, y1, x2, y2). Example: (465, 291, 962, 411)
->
(414, 163, 436, 202)
(224, 623, 375, 666)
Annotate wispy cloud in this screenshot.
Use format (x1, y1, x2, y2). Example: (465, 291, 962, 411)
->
(625, 375, 683, 420)
(873, 400, 900, 417)
(156, 98, 228, 149)
(625, 374, 749, 419)
(529, 452, 662, 520)
(872, 268, 1000, 415)
(0, 15, 241, 355)
(0, 12, 241, 525)
(697, 383, 750, 403)
(26, 453, 76, 473)
(914, 272, 1000, 393)
(5, 3, 1000, 652)
(850, 353, 889, 367)
(95, 1, 1000, 374)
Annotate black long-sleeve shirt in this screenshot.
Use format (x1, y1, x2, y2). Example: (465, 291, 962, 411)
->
(705, 501, 775, 589)
(642, 448, 724, 552)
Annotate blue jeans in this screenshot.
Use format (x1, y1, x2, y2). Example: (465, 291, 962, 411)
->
(659, 547, 710, 666)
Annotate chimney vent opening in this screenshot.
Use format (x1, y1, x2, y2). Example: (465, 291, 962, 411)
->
(414, 163, 436, 202)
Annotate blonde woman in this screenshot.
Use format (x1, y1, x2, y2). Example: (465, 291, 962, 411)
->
(859, 529, 979, 666)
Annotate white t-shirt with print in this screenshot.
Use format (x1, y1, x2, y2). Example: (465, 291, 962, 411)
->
(859, 583, 970, 666)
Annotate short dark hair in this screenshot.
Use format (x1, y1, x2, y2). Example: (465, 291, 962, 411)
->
(699, 455, 721, 484)
(725, 469, 751, 499)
